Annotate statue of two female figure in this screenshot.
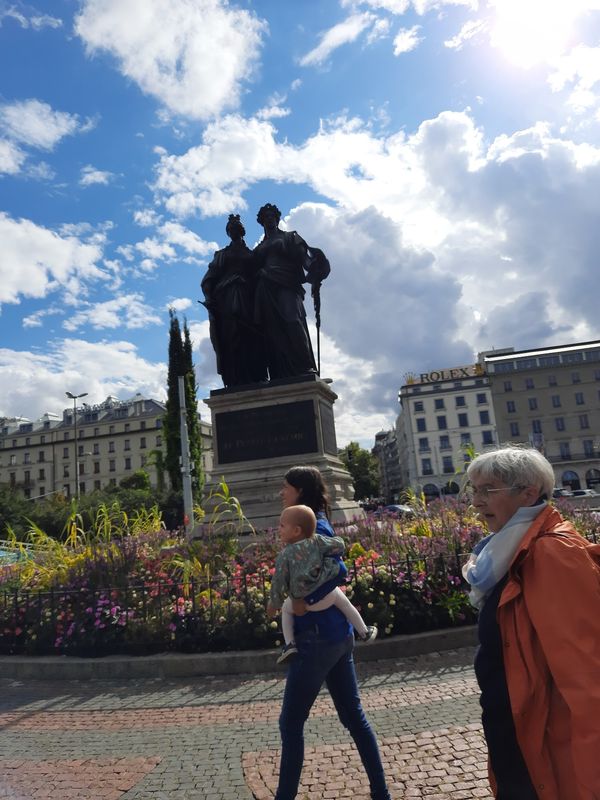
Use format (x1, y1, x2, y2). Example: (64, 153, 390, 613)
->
(201, 204, 330, 388)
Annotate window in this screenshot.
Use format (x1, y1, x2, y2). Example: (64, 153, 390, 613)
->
(572, 372, 581, 384)
(551, 395, 561, 408)
(38, 468, 45, 480)
(421, 458, 433, 475)
(93, 443, 100, 455)
(559, 442, 571, 460)
(109, 425, 115, 434)
(555, 417, 565, 432)
(528, 398, 538, 411)
(24, 470, 30, 485)
(442, 456, 454, 473)
(156, 435, 162, 447)
(418, 437, 430, 452)
(23, 489, 31, 499)
(141, 455, 147, 467)
(479, 410, 490, 425)
(140, 420, 146, 430)
(140, 437, 146, 449)
(564, 351, 583, 364)
(414, 401, 424, 412)
(109, 459, 116, 472)
(476, 393, 487, 405)
(125, 457, 131, 470)
(503, 380, 512, 392)
(124, 439, 131, 451)
(78, 444, 84, 456)
(94, 428, 100, 436)
(482, 430, 494, 445)
(94, 462, 100, 474)
(94, 480, 101, 491)
(439, 435, 450, 450)
(475, 379, 485, 386)
(548, 375, 557, 387)
(579, 414, 590, 429)
(39, 486, 45, 497)
(155, 419, 162, 429)
(108, 441, 115, 453)
(416, 418, 427, 432)
(124, 423, 130, 432)
(64, 432, 70, 440)
(109, 478, 116, 487)
(460, 433, 471, 445)
(437, 416, 447, 430)
(506, 400, 516, 413)
(434, 398, 445, 410)
(63, 465, 69, 478)
(38, 451, 45, 462)
(63, 447, 69, 458)
(575, 392, 584, 405)
(9, 454, 16, 465)
(40, 435, 45, 444)
(525, 378, 535, 389)
(10, 473, 16, 488)
(532, 419, 542, 434)
(510, 422, 520, 437)
(25, 437, 30, 446)
(455, 395, 466, 407)
(595, 369, 600, 381)
(78, 429, 84, 439)
(458, 413, 469, 427)
(584, 440, 594, 457)
(539, 355, 560, 367)
(79, 462, 85, 475)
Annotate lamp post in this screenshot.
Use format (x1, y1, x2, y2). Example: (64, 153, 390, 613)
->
(66, 391, 88, 500)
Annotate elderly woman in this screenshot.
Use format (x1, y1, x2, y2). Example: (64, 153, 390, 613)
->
(462, 445, 600, 800)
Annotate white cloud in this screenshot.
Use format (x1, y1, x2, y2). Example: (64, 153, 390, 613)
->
(0, 340, 167, 422)
(341, 0, 410, 12)
(549, 45, 600, 112)
(75, 0, 267, 120)
(62, 294, 162, 331)
(133, 208, 162, 227)
(0, 213, 106, 307)
(0, 139, 25, 174)
(127, 220, 217, 272)
(393, 25, 422, 55)
(79, 165, 115, 186)
(167, 297, 193, 312)
(299, 12, 376, 67)
(0, 7, 62, 29)
(0, 99, 87, 150)
(444, 19, 486, 50)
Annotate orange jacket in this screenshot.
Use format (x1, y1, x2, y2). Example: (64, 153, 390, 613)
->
(495, 506, 600, 800)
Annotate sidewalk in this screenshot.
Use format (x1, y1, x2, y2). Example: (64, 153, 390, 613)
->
(0, 631, 492, 800)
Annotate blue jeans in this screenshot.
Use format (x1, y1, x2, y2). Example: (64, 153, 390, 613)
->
(275, 631, 391, 800)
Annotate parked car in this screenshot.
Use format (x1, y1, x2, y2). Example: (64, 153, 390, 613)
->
(374, 504, 414, 518)
(552, 488, 573, 498)
(571, 488, 599, 498)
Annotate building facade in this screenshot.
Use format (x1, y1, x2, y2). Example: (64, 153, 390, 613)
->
(372, 429, 403, 503)
(398, 363, 497, 499)
(0, 395, 213, 500)
(481, 340, 600, 491)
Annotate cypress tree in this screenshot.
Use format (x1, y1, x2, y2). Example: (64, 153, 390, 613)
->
(163, 310, 204, 500)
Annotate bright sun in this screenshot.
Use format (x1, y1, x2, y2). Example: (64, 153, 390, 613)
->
(490, 0, 585, 68)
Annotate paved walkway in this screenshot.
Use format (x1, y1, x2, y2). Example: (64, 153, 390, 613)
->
(0, 646, 492, 800)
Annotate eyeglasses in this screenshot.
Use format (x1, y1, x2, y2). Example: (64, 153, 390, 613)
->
(463, 485, 523, 500)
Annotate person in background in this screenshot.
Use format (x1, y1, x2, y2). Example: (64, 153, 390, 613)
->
(273, 465, 391, 800)
(462, 445, 600, 800)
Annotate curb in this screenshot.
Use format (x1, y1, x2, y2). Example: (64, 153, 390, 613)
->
(0, 625, 477, 680)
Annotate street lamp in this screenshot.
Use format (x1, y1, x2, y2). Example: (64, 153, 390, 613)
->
(66, 391, 88, 500)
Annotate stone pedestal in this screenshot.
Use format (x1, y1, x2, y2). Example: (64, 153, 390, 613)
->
(204, 375, 360, 531)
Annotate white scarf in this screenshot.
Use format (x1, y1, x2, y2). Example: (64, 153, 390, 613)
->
(462, 503, 547, 609)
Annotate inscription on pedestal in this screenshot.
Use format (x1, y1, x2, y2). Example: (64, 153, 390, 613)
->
(319, 400, 337, 455)
(216, 400, 318, 464)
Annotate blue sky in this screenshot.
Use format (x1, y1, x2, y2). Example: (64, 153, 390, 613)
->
(2, 0, 600, 447)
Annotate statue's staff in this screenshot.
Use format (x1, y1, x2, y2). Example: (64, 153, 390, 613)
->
(312, 281, 322, 376)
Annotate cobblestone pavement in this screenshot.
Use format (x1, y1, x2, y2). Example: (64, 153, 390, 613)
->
(0, 646, 493, 799)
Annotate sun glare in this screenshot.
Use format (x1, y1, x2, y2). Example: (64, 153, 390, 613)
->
(490, 0, 584, 68)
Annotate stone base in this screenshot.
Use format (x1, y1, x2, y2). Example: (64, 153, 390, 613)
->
(204, 375, 361, 531)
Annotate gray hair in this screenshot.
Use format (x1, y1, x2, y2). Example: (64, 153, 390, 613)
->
(466, 445, 555, 499)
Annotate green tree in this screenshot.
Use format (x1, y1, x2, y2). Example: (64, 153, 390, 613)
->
(163, 309, 204, 503)
(339, 441, 380, 501)
(119, 469, 151, 491)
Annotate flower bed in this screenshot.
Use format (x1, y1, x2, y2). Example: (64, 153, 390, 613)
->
(1, 500, 597, 657)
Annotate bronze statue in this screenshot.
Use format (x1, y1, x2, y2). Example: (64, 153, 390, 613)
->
(253, 203, 330, 380)
(202, 205, 330, 387)
(201, 214, 267, 387)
